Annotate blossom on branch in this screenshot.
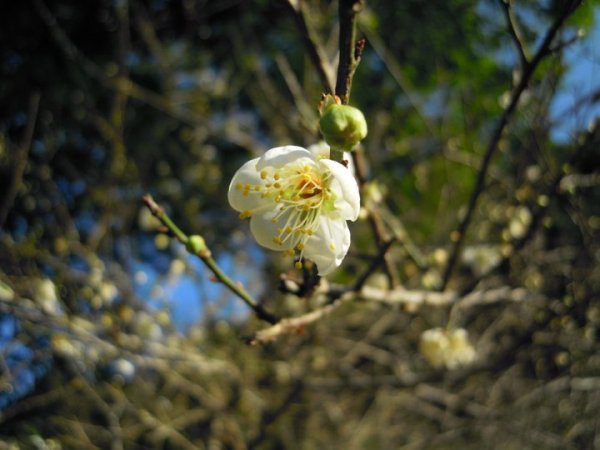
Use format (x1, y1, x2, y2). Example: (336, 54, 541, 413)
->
(228, 145, 360, 276)
(419, 327, 476, 370)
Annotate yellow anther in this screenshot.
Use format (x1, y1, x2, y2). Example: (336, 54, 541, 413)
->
(260, 169, 268, 179)
(295, 261, 303, 270)
(285, 226, 293, 233)
(306, 229, 314, 236)
(284, 249, 295, 257)
(243, 190, 250, 197)
(303, 165, 311, 172)
(296, 243, 305, 251)
(273, 236, 282, 245)
(266, 183, 272, 188)
(271, 217, 279, 223)
(275, 195, 282, 203)
(245, 184, 251, 190)
(329, 242, 336, 250)
(273, 182, 281, 189)
(254, 185, 261, 191)
(276, 227, 283, 233)
(274, 173, 281, 180)
(235, 183, 243, 190)
(239, 210, 252, 219)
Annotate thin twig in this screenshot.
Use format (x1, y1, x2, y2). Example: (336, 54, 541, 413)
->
(440, 0, 582, 290)
(245, 290, 354, 345)
(499, 0, 529, 67)
(142, 194, 278, 324)
(283, 0, 335, 93)
(0, 92, 41, 229)
(456, 118, 598, 297)
(335, 0, 365, 104)
(378, 203, 428, 270)
(275, 52, 319, 128)
(352, 238, 396, 292)
(333, 0, 399, 286)
(353, 148, 401, 288)
(358, 21, 436, 136)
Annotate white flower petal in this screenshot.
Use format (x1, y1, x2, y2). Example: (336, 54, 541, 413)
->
(256, 146, 314, 170)
(307, 141, 331, 160)
(304, 216, 351, 276)
(308, 142, 356, 175)
(250, 210, 295, 251)
(320, 159, 360, 221)
(229, 144, 361, 276)
(228, 158, 263, 212)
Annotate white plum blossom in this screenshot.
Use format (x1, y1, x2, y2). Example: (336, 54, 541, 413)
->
(419, 327, 476, 370)
(228, 145, 360, 276)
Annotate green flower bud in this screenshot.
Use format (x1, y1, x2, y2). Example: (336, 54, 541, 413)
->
(319, 103, 367, 151)
(186, 235, 208, 255)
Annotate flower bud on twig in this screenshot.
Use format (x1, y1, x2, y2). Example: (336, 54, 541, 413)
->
(318, 94, 367, 151)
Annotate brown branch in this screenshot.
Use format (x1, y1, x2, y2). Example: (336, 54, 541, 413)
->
(334, 1, 399, 286)
(246, 281, 535, 345)
(440, 0, 583, 290)
(335, 0, 365, 104)
(245, 290, 354, 345)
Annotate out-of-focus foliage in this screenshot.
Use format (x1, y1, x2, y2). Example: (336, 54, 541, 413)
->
(0, 0, 599, 448)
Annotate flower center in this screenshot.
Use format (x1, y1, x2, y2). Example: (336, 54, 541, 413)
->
(235, 160, 336, 261)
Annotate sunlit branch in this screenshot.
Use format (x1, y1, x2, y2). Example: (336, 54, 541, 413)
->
(246, 283, 538, 345)
(245, 290, 354, 345)
(440, 0, 583, 290)
(142, 194, 278, 324)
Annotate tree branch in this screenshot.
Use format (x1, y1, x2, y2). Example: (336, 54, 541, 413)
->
(335, 0, 365, 104)
(353, 148, 401, 288)
(245, 290, 354, 345)
(440, 0, 583, 290)
(0, 92, 40, 229)
(499, 0, 529, 67)
(283, 0, 335, 94)
(142, 194, 278, 324)
(456, 118, 599, 297)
